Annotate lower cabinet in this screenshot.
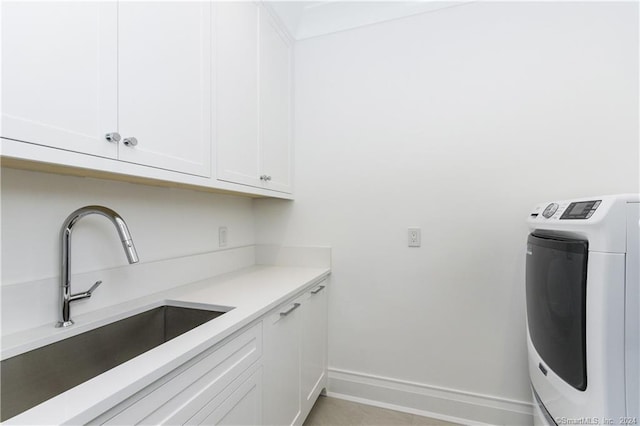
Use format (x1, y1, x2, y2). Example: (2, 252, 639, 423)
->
(301, 282, 328, 416)
(263, 297, 303, 426)
(89, 279, 328, 426)
(187, 364, 262, 426)
(91, 323, 262, 425)
(263, 279, 329, 426)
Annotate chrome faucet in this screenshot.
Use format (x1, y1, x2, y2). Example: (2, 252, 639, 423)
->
(57, 206, 139, 328)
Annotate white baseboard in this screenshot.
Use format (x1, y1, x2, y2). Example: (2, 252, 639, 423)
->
(327, 368, 533, 425)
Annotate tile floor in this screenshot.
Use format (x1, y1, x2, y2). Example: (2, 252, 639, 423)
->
(303, 395, 461, 426)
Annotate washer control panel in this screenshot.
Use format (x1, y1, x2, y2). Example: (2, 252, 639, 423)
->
(531, 199, 602, 221)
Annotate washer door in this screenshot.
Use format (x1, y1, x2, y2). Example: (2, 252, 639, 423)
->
(526, 233, 588, 391)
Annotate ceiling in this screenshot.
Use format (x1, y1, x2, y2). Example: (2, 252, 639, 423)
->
(266, 1, 475, 40)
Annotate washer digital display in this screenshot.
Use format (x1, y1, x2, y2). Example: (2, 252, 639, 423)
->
(560, 200, 601, 220)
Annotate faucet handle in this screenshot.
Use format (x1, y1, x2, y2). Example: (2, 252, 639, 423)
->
(87, 280, 103, 295)
(69, 280, 103, 302)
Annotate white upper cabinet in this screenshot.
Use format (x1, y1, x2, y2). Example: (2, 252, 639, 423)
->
(1, 2, 118, 158)
(216, 3, 293, 194)
(215, 2, 261, 187)
(259, 9, 293, 193)
(117, 2, 211, 177)
(1, 1, 293, 197)
(1, 1, 211, 178)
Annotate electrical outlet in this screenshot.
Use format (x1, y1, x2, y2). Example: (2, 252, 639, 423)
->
(408, 228, 421, 247)
(219, 226, 228, 247)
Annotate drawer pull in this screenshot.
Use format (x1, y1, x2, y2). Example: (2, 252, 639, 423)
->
(311, 285, 326, 295)
(280, 303, 300, 317)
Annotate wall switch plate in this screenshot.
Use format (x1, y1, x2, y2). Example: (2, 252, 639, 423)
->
(219, 226, 228, 247)
(408, 228, 421, 247)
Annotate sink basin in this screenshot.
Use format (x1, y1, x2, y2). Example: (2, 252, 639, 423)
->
(0, 304, 227, 421)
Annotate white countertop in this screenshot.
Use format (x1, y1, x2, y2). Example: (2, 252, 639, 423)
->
(4, 265, 330, 425)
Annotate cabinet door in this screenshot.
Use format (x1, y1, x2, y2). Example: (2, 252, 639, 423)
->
(1, 2, 118, 158)
(117, 1, 211, 177)
(215, 1, 261, 188)
(259, 10, 293, 193)
(263, 299, 302, 426)
(301, 282, 328, 417)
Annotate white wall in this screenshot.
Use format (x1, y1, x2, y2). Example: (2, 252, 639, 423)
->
(1, 168, 255, 333)
(254, 1, 639, 423)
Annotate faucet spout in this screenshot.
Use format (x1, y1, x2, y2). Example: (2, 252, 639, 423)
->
(57, 206, 139, 328)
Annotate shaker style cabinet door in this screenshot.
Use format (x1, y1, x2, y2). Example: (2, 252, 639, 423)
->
(1, 2, 118, 158)
(259, 9, 293, 193)
(301, 282, 328, 416)
(117, 2, 212, 177)
(215, 1, 261, 188)
(215, 3, 293, 194)
(263, 299, 302, 426)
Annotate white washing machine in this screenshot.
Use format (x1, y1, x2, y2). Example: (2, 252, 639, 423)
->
(526, 194, 639, 425)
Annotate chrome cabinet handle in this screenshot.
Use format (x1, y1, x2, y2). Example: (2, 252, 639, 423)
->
(280, 303, 300, 317)
(105, 132, 121, 143)
(260, 175, 272, 181)
(123, 137, 138, 147)
(311, 285, 326, 295)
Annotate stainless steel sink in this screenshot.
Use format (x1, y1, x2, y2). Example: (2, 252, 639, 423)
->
(0, 304, 227, 421)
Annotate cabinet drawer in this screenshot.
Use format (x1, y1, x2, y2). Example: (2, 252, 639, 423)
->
(186, 363, 262, 425)
(95, 323, 262, 425)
